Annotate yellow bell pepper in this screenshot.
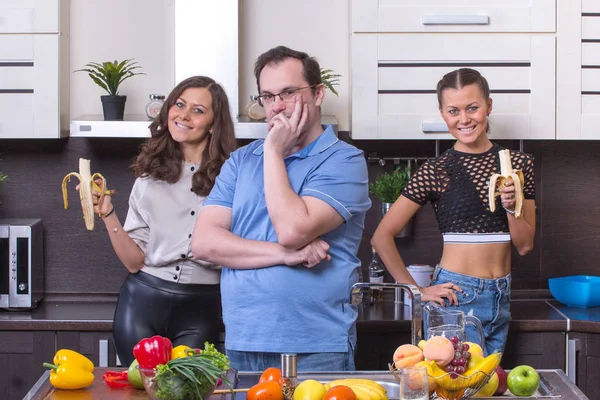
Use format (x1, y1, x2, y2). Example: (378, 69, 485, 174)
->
(171, 344, 195, 359)
(43, 349, 95, 389)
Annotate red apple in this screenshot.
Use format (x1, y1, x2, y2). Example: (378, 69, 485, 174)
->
(494, 365, 508, 395)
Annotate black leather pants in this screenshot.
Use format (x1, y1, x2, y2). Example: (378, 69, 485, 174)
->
(112, 271, 221, 367)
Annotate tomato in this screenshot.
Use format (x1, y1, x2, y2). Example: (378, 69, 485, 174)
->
(247, 381, 284, 400)
(323, 385, 357, 400)
(259, 367, 283, 385)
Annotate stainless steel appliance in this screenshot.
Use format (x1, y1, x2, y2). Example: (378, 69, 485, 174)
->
(0, 218, 43, 309)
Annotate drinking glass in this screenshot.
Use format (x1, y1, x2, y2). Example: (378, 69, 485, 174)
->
(400, 366, 429, 400)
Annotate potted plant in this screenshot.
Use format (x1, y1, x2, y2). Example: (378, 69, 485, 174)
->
(321, 68, 342, 96)
(75, 59, 145, 121)
(369, 165, 413, 237)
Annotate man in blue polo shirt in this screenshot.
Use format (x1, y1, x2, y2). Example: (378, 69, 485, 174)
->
(192, 45, 371, 371)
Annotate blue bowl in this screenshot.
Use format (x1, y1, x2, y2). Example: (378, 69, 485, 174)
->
(548, 275, 600, 308)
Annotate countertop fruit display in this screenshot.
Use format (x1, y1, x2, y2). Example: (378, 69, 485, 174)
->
(389, 336, 502, 399)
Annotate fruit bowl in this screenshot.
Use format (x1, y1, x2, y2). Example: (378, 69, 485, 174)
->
(138, 366, 235, 400)
(389, 365, 492, 400)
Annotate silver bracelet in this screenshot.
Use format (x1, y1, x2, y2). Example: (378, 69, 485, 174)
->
(503, 205, 515, 215)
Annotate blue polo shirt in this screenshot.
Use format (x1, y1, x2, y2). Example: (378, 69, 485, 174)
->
(204, 125, 371, 353)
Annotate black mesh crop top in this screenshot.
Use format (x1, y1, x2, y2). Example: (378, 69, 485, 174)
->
(401, 143, 535, 243)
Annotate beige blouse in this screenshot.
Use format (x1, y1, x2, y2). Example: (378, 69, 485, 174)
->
(123, 162, 220, 285)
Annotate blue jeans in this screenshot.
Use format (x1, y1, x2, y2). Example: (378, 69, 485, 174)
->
(431, 266, 511, 356)
(226, 344, 356, 372)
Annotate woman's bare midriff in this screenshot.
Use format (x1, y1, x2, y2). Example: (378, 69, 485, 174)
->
(439, 243, 512, 279)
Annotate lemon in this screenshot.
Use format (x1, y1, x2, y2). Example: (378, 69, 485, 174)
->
(293, 379, 327, 400)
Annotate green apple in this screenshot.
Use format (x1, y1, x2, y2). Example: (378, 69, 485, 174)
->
(507, 365, 540, 396)
(128, 359, 145, 390)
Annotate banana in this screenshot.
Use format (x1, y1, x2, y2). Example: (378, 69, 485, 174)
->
(465, 352, 502, 388)
(488, 149, 525, 218)
(326, 379, 387, 400)
(62, 158, 107, 231)
(347, 385, 382, 400)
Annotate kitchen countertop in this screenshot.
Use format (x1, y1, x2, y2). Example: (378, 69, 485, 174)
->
(24, 368, 589, 400)
(1, 293, 597, 334)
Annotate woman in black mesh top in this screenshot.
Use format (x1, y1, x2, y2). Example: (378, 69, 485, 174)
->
(371, 68, 536, 355)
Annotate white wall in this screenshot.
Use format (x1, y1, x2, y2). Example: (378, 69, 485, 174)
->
(69, 0, 175, 119)
(69, 0, 351, 130)
(239, 0, 350, 130)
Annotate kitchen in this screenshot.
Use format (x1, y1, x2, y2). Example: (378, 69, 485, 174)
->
(0, 0, 599, 399)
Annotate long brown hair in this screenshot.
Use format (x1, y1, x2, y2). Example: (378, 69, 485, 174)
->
(132, 76, 237, 196)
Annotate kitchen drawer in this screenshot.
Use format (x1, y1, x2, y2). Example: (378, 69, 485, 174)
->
(352, 0, 555, 33)
(0, 0, 61, 33)
(0, 34, 61, 138)
(352, 34, 555, 140)
(583, 0, 600, 13)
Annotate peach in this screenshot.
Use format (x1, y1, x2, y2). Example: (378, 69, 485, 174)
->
(393, 344, 424, 369)
(423, 336, 455, 367)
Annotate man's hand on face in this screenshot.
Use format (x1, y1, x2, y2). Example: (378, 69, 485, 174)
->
(265, 96, 309, 156)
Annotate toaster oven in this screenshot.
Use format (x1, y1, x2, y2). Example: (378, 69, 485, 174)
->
(0, 218, 44, 309)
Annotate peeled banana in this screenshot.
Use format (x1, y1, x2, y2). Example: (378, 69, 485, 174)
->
(324, 379, 388, 400)
(62, 158, 107, 231)
(488, 149, 524, 218)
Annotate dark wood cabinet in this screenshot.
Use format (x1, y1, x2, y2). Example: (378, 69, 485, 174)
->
(0, 331, 55, 400)
(572, 332, 600, 398)
(355, 326, 412, 370)
(56, 331, 118, 368)
(502, 331, 566, 370)
(355, 328, 567, 372)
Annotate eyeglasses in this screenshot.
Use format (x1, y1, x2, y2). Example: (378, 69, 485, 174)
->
(256, 84, 318, 107)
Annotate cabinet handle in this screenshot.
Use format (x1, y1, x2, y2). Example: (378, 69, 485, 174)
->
(422, 123, 449, 133)
(422, 15, 490, 25)
(99, 339, 109, 368)
(567, 338, 581, 384)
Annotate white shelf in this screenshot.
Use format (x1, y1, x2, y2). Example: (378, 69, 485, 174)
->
(70, 115, 339, 139)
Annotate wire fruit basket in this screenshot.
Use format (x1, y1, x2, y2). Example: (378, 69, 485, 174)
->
(389, 364, 492, 400)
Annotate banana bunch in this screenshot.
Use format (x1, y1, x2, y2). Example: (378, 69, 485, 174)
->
(62, 158, 107, 231)
(429, 352, 502, 392)
(324, 379, 388, 400)
(488, 149, 524, 218)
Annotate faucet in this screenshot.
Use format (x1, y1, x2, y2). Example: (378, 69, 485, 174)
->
(351, 282, 423, 345)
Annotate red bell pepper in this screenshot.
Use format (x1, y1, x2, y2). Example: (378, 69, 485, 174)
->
(103, 370, 130, 388)
(133, 335, 172, 370)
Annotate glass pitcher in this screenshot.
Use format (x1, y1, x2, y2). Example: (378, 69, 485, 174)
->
(423, 302, 485, 348)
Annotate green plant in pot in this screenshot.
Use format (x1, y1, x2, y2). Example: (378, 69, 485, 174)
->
(76, 59, 145, 121)
(369, 165, 412, 237)
(320, 68, 342, 96)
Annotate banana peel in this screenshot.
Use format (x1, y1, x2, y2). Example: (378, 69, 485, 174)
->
(488, 149, 525, 218)
(62, 158, 108, 231)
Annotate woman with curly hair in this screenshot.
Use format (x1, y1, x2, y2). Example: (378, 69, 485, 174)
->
(90, 76, 237, 365)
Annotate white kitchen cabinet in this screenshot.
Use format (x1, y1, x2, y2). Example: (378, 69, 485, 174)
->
(0, 0, 62, 33)
(351, 0, 556, 140)
(352, 34, 556, 140)
(0, 0, 68, 139)
(557, 0, 600, 139)
(352, 0, 556, 33)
